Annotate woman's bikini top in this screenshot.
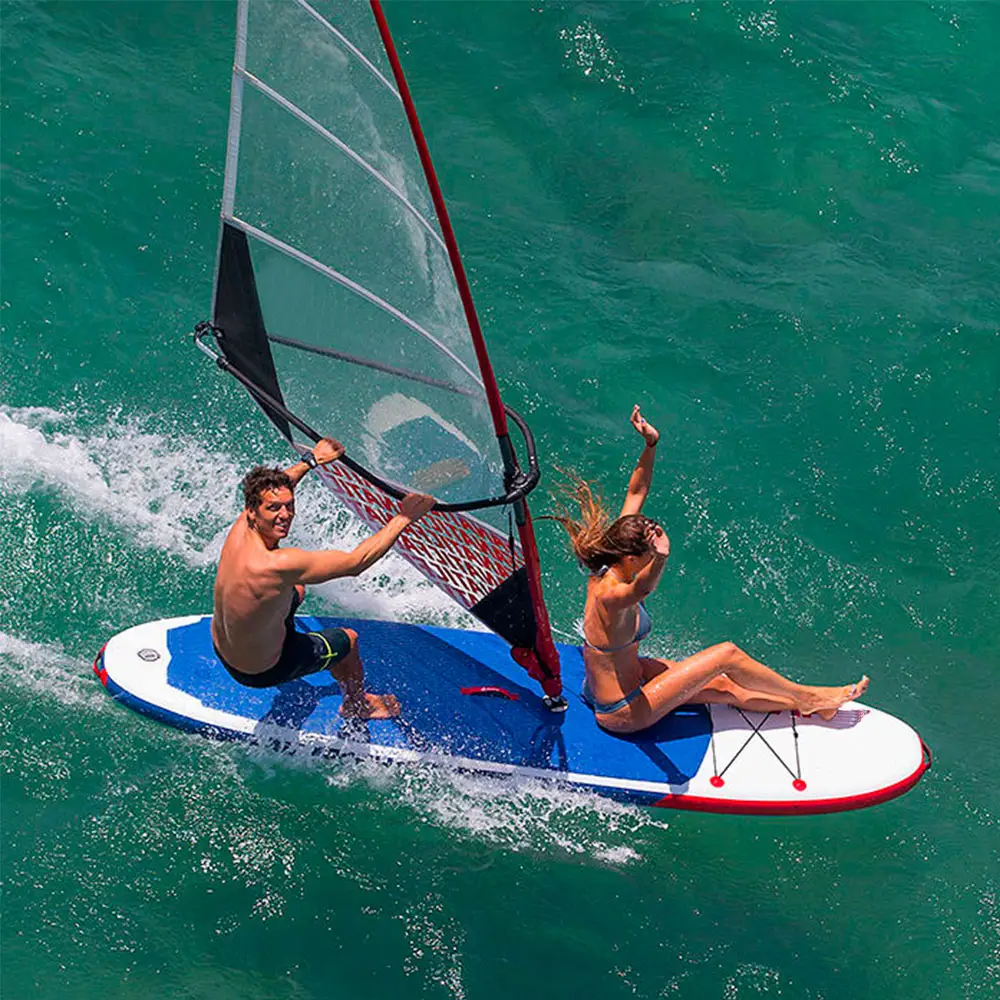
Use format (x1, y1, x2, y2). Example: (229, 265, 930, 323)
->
(582, 566, 653, 653)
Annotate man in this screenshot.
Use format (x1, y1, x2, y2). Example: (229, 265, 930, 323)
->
(211, 437, 435, 719)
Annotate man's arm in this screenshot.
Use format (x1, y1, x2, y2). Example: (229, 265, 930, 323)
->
(620, 406, 660, 517)
(284, 437, 345, 487)
(274, 493, 435, 585)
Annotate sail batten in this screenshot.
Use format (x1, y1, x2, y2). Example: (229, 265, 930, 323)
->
(225, 215, 485, 388)
(237, 67, 446, 253)
(290, 0, 400, 99)
(266, 333, 482, 399)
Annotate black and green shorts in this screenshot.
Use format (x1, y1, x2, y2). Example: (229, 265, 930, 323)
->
(214, 592, 352, 689)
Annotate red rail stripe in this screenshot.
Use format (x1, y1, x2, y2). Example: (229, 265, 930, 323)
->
(92, 642, 109, 686)
(652, 741, 931, 815)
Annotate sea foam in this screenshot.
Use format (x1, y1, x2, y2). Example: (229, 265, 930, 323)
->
(0, 404, 476, 626)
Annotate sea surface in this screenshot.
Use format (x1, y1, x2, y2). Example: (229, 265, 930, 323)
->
(2, 2, 998, 998)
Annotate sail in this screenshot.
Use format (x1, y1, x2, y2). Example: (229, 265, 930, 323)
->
(203, 0, 563, 701)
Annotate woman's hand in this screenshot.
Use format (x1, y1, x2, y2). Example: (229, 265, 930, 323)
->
(630, 405, 659, 447)
(646, 522, 670, 558)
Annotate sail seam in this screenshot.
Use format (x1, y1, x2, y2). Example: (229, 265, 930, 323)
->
(237, 68, 447, 253)
(225, 215, 485, 387)
(266, 333, 483, 399)
(290, 0, 400, 99)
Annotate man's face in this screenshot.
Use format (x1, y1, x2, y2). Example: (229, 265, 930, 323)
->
(249, 487, 295, 542)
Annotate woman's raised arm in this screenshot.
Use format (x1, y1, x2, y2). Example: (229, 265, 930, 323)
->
(619, 405, 660, 517)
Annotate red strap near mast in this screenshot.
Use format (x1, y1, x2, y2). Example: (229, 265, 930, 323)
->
(370, 1, 562, 700)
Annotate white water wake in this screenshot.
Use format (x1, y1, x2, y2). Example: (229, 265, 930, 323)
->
(0, 631, 107, 710)
(385, 766, 669, 863)
(245, 741, 671, 864)
(0, 404, 476, 627)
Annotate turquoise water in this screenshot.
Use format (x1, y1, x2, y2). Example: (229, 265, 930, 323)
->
(2, 2, 998, 997)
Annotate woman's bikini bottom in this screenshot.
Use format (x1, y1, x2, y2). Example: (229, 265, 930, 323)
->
(581, 680, 643, 715)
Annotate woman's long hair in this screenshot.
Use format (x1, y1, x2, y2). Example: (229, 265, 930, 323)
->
(544, 470, 653, 574)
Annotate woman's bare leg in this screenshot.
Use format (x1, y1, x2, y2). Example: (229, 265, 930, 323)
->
(686, 675, 797, 713)
(637, 658, 790, 711)
(598, 645, 867, 733)
(667, 643, 865, 716)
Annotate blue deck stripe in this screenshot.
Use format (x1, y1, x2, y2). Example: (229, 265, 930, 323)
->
(154, 615, 711, 789)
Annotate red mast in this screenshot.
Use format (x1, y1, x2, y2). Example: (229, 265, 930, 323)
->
(370, 1, 563, 704)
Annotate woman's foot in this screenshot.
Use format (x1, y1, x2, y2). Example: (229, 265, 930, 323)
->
(802, 676, 869, 721)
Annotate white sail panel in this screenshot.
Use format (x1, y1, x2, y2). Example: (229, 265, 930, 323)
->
(220, 0, 510, 511)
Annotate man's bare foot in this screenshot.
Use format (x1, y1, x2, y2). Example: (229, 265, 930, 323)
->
(340, 693, 401, 720)
(803, 676, 869, 721)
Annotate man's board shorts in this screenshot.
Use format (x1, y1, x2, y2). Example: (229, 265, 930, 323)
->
(213, 590, 352, 690)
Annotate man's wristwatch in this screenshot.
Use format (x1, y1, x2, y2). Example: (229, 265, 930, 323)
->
(301, 450, 318, 469)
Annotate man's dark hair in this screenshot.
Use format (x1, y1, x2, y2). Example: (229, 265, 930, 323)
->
(242, 466, 293, 510)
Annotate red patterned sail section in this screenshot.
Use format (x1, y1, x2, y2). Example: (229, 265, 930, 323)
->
(317, 462, 520, 613)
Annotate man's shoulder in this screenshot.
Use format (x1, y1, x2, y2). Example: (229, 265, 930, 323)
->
(218, 514, 247, 552)
(218, 523, 286, 575)
(267, 545, 311, 572)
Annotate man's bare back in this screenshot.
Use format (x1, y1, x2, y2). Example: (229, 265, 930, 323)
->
(211, 439, 434, 715)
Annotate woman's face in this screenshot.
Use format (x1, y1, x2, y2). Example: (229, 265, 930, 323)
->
(622, 520, 663, 573)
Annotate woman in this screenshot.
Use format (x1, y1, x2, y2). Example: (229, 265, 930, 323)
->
(553, 406, 868, 735)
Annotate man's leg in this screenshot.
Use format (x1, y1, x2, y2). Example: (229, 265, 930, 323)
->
(316, 628, 400, 720)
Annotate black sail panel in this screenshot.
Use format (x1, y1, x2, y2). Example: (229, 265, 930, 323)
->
(213, 222, 291, 441)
